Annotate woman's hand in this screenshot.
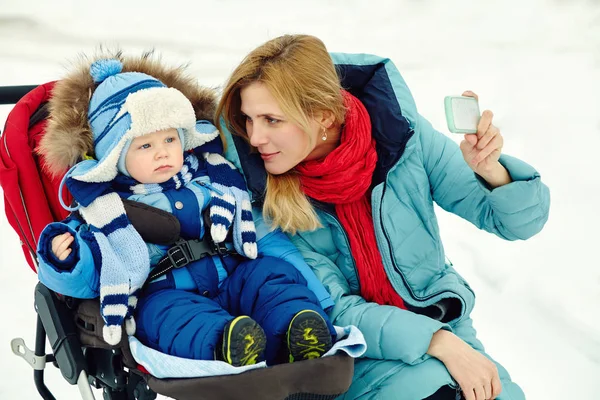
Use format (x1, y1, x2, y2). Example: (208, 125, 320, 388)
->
(51, 232, 74, 261)
(459, 91, 511, 189)
(427, 329, 502, 400)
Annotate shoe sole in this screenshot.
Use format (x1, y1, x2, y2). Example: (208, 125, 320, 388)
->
(223, 316, 266, 367)
(287, 310, 333, 363)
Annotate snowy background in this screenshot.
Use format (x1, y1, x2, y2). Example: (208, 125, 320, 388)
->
(1, 0, 599, 398)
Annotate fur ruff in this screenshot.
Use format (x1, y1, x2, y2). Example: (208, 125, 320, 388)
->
(39, 50, 217, 178)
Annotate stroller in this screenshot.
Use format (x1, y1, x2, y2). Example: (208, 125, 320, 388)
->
(0, 83, 354, 400)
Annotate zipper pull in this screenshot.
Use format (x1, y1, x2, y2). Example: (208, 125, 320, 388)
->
(197, 181, 224, 196)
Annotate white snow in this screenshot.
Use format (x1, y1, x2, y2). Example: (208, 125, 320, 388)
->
(1, 0, 599, 398)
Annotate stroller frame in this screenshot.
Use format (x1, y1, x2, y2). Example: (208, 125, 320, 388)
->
(11, 283, 156, 400)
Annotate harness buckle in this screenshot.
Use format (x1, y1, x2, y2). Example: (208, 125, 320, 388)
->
(212, 241, 230, 256)
(166, 239, 192, 269)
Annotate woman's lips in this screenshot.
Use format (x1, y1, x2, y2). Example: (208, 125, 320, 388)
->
(260, 152, 279, 161)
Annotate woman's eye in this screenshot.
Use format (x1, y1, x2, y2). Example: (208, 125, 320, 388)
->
(243, 114, 253, 124)
(266, 117, 280, 124)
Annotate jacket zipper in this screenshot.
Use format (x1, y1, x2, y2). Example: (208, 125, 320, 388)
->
(312, 205, 361, 292)
(195, 180, 224, 196)
(377, 168, 473, 304)
(314, 190, 467, 304)
(454, 384, 463, 399)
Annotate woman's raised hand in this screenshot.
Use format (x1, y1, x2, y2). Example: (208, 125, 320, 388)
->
(459, 91, 511, 189)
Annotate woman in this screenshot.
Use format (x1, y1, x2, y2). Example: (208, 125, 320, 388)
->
(216, 34, 549, 400)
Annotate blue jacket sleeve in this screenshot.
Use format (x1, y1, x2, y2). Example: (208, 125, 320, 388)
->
(418, 114, 550, 240)
(36, 218, 100, 299)
(253, 209, 335, 311)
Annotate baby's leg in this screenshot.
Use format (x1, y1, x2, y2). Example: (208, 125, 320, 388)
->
(135, 288, 233, 360)
(216, 256, 335, 364)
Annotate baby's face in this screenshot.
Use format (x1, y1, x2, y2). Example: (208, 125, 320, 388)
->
(125, 128, 184, 184)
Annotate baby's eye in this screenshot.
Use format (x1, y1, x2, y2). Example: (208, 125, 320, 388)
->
(139, 143, 151, 149)
(165, 137, 176, 143)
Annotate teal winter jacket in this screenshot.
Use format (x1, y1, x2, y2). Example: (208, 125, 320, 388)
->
(225, 53, 549, 400)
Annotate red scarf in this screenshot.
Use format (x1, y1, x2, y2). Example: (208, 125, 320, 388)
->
(296, 91, 406, 309)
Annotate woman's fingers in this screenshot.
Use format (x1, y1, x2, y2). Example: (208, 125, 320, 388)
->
(462, 386, 476, 400)
(483, 380, 493, 400)
(460, 137, 478, 164)
(472, 135, 503, 166)
(474, 384, 486, 400)
(491, 373, 503, 399)
(462, 90, 479, 102)
(476, 125, 499, 151)
(464, 134, 478, 146)
(476, 110, 493, 138)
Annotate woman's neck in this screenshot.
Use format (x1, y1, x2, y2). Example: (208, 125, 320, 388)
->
(303, 124, 343, 162)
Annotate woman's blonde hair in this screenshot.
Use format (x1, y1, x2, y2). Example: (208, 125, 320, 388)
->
(216, 34, 346, 234)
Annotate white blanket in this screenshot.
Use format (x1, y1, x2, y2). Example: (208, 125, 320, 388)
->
(129, 325, 366, 379)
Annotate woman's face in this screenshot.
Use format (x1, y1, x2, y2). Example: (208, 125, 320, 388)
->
(240, 82, 320, 175)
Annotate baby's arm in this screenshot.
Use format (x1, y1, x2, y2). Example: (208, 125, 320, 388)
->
(37, 220, 99, 299)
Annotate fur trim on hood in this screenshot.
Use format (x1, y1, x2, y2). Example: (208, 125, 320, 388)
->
(39, 50, 217, 178)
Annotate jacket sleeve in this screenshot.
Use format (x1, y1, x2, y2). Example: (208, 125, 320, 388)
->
(296, 242, 450, 365)
(36, 218, 100, 299)
(418, 114, 550, 240)
(253, 210, 335, 310)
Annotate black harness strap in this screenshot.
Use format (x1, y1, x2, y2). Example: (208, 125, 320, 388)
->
(146, 237, 236, 283)
(144, 187, 239, 284)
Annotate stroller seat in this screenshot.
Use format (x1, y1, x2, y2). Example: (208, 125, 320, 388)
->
(11, 282, 353, 400)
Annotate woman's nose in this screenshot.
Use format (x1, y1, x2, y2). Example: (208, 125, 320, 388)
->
(249, 125, 268, 147)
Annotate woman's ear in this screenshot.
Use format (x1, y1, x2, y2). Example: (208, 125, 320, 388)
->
(317, 110, 336, 129)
